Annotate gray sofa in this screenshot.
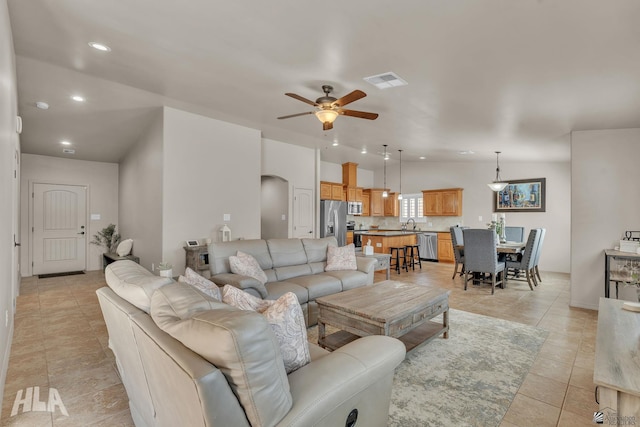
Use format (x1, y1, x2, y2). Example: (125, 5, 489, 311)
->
(208, 237, 377, 326)
(98, 260, 406, 427)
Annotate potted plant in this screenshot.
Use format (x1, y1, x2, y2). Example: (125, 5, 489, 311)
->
(91, 224, 121, 253)
(158, 262, 173, 278)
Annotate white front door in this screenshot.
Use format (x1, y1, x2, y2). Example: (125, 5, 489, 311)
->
(292, 187, 314, 238)
(32, 183, 87, 275)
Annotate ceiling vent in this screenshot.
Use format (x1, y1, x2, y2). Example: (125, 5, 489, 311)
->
(363, 72, 408, 89)
(62, 148, 75, 154)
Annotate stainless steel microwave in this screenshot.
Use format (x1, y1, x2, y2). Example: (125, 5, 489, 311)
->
(347, 201, 363, 215)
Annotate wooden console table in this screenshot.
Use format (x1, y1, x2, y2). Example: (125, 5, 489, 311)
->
(361, 253, 391, 280)
(184, 245, 210, 275)
(594, 297, 640, 424)
(604, 249, 640, 298)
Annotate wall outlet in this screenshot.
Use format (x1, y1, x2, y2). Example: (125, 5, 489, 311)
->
(376, 243, 382, 247)
(281, 214, 286, 220)
(223, 214, 231, 221)
(428, 222, 433, 227)
(151, 263, 155, 272)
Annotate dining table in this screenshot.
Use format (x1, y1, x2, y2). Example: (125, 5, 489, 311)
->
(455, 241, 526, 254)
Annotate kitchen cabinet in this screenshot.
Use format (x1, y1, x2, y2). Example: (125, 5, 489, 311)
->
(346, 231, 354, 245)
(345, 187, 357, 201)
(362, 192, 370, 216)
(437, 232, 454, 263)
(320, 181, 345, 201)
(422, 188, 463, 216)
(364, 189, 385, 217)
(360, 232, 417, 255)
(356, 187, 363, 202)
(384, 193, 399, 216)
(342, 162, 358, 187)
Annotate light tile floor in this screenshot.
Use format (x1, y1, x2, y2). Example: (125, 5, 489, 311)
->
(1, 262, 599, 426)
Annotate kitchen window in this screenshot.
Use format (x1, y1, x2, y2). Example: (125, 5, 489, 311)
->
(399, 193, 426, 223)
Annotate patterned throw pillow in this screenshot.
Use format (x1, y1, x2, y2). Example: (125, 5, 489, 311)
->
(325, 243, 357, 271)
(222, 285, 310, 374)
(178, 267, 221, 300)
(229, 251, 268, 285)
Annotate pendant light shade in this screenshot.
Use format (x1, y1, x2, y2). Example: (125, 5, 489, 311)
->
(382, 144, 388, 198)
(397, 149, 403, 200)
(487, 151, 508, 191)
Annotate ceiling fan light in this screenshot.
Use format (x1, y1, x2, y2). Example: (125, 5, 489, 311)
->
(315, 109, 338, 125)
(382, 190, 388, 198)
(488, 151, 508, 192)
(397, 193, 403, 200)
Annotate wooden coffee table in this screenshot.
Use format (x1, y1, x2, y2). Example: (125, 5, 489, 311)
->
(316, 280, 450, 352)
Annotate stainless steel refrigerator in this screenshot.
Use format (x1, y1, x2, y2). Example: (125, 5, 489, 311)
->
(320, 200, 347, 246)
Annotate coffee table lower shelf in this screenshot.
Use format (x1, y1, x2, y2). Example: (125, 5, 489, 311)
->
(319, 319, 447, 352)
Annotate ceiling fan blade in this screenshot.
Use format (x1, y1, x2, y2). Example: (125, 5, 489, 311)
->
(332, 90, 366, 107)
(277, 111, 314, 120)
(340, 109, 379, 120)
(285, 93, 318, 106)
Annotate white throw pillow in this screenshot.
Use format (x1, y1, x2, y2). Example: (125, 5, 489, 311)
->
(325, 243, 357, 271)
(177, 267, 221, 300)
(229, 251, 268, 285)
(222, 285, 311, 374)
(116, 238, 133, 256)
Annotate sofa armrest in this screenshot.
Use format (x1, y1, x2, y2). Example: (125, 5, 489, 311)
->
(278, 336, 405, 427)
(356, 256, 377, 274)
(210, 273, 268, 299)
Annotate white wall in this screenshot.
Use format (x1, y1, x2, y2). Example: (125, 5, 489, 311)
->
(571, 128, 640, 309)
(119, 112, 164, 271)
(0, 0, 20, 413)
(20, 154, 119, 273)
(162, 107, 261, 274)
(320, 161, 374, 188)
(261, 176, 289, 239)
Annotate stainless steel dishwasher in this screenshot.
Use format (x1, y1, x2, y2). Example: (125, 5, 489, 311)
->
(418, 232, 438, 261)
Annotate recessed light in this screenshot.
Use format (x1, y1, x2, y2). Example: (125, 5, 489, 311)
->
(89, 42, 111, 52)
(60, 140, 72, 146)
(71, 95, 85, 102)
(361, 148, 367, 154)
(419, 156, 426, 160)
(35, 101, 49, 110)
(332, 142, 339, 147)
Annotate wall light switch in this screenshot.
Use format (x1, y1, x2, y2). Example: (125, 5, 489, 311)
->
(281, 214, 286, 220)
(376, 243, 382, 247)
(223, 214, 231, 221)
(91, 214, 101, 220)
(478, 216, 483, 222)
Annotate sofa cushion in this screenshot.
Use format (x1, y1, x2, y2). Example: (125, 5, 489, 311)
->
(222, 285, 311, 374)
(116, 238, 133, 256)
(229, 251, 268, 285)
(151, 282, 226, 320)
(325, 244, 357, 271)
(178, 267, 221, 300)
(151, 283, 292, 427)
(301, 236, 337, 263)
(267, 239, 308, 267)
(323, 270, 370, 291)
(264, 282, 309, 305)
(105, 260, 173, 313)
(285, 274, 343, 300)
(274, 264, 313, 281)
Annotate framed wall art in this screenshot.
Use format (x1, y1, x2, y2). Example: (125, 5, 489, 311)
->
(494, 178, 546, 212)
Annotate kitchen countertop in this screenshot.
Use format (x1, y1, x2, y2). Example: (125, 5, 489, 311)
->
(357, 231, 420, 237)
(354, 229, 451, 234)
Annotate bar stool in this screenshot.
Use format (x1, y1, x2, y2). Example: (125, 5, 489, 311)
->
(389, 247, 408, 274)
(405, 244, 422, 270)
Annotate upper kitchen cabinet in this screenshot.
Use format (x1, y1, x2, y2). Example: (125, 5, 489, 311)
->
(422, 188, 463, 216)
(384, 192, 399, 217)
(363, 189, 385, 217)
(320, 181, 345, 201)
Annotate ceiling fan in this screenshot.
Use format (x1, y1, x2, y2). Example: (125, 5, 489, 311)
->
(277, 85, 379, 130)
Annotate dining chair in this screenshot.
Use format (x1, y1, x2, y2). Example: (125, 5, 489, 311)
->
(450, 226, 469, 279)
(505, 226, 525, 242)
(505, 228, 541, 290)
(462, 229, 506, 295)
(532, 228, 546, 284)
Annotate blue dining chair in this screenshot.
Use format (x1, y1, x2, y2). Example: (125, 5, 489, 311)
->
(505, 228, 541, 290)
(462, 229, 506, 295)
(505, 226, 525, 242)
(450, 226, 469, 279)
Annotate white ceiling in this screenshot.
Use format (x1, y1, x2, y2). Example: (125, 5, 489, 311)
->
(7, 0, 640, 169)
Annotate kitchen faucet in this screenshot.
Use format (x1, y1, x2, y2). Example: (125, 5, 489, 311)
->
(406, 218, 416, 231)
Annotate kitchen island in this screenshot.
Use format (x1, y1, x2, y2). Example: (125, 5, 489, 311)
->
(359, 231, 418, 254)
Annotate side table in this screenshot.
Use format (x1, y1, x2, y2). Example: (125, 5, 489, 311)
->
(103, 252, 140, 270)
(362, 253, 392, 280)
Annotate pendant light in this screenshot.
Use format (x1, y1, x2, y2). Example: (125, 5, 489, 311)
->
(397, 149, 403, 200)
(487, 151, 508, 192)
(382, 144, 389, 198)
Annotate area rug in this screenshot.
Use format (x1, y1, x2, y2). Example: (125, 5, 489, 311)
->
(308, 309, 548, 427)
(37, 270, 85, 279)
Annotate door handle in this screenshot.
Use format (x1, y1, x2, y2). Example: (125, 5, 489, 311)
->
(77, 232, 85, 235)
(14, 242, 20, 247)
(309, 231, 313, 234)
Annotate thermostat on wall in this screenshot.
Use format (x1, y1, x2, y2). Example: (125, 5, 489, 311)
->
(186, 240, 200, 247)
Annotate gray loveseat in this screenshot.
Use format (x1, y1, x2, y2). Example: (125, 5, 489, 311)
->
(98, 260, 406, 427)
(208, 237, 376, 326)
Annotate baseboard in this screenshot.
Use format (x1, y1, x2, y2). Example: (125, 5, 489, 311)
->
(0, 321, 14, 419)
